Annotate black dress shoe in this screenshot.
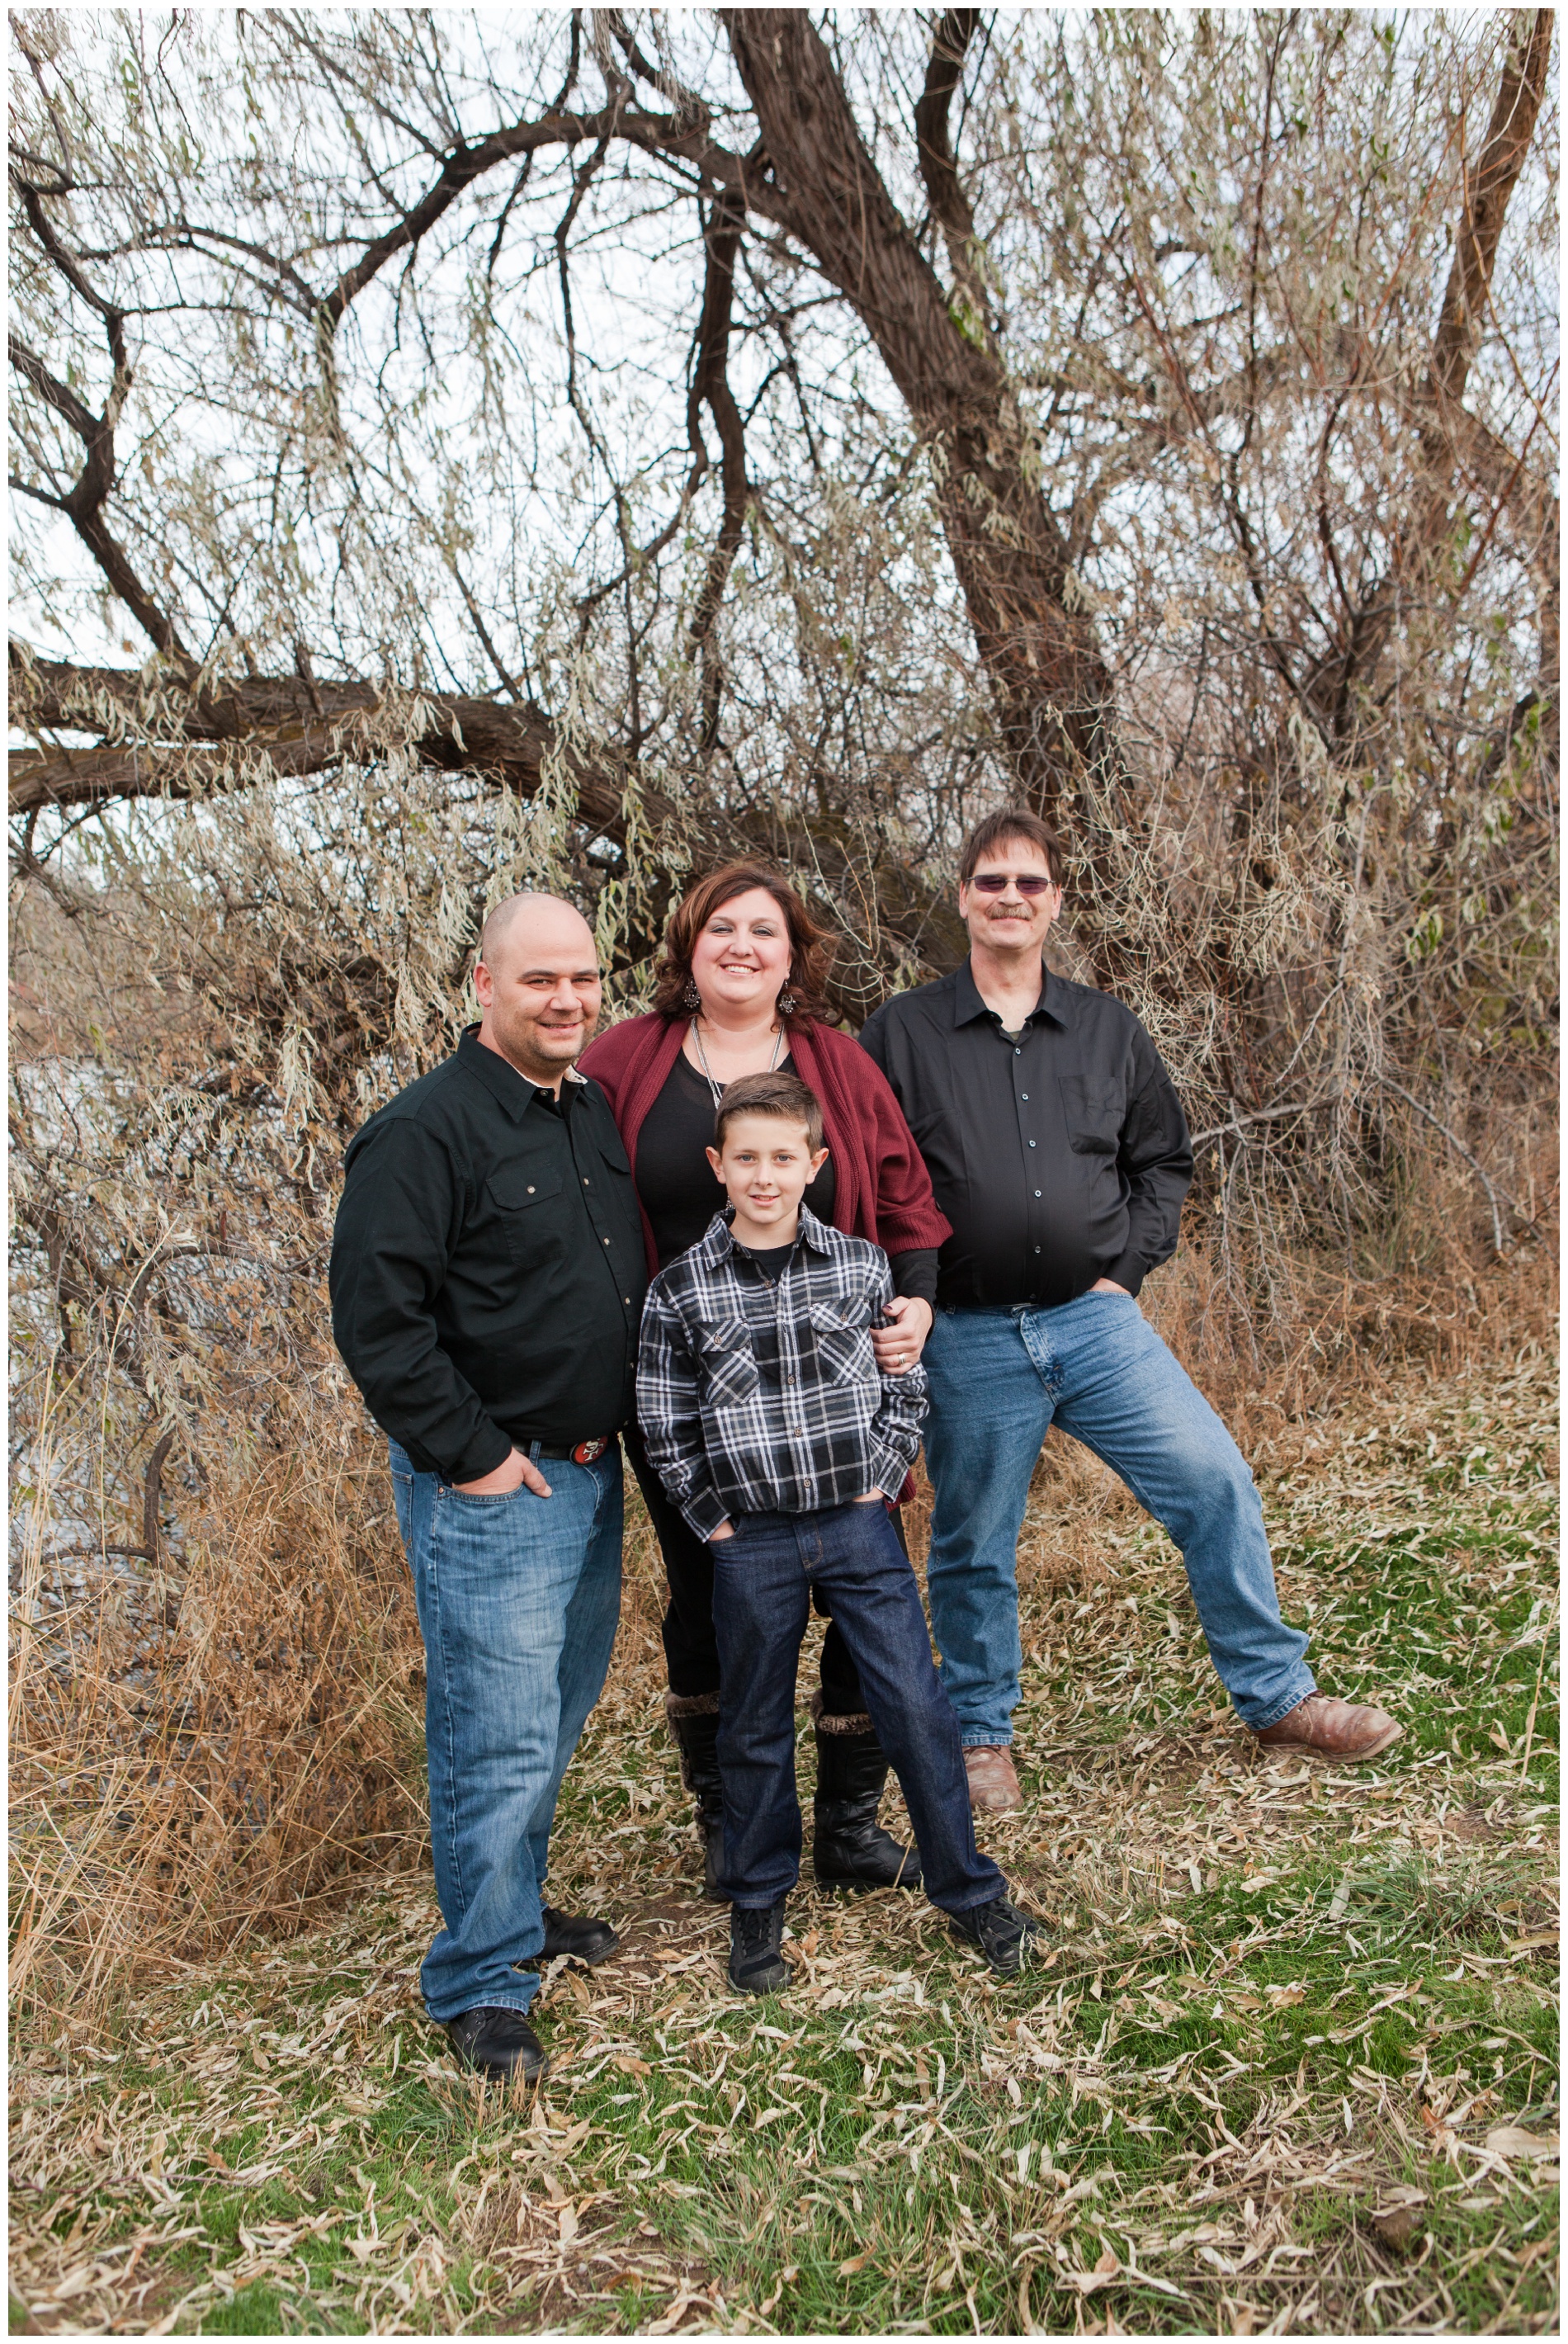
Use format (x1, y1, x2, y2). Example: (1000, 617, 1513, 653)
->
(947, 1896, 1041, 1977)
(446, 2006, 549, 2083)
(541, 1906, 620, 1966)
(729, 1900, 792, 1996)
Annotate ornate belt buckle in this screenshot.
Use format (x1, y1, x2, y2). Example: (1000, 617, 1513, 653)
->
(572, 1435, 610, 1467)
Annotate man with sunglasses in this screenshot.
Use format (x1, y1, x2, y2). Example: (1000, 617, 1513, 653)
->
(858, 809, 1399, 1811)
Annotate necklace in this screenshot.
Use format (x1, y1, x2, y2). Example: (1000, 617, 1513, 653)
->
(691, 1015, 783, 1107)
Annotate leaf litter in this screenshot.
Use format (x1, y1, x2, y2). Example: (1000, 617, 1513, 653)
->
(9, 1345, 1558, 2332)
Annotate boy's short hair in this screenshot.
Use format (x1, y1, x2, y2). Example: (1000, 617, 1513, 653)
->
(713, 1070, 824, 1153)
(957, 806, 1065, 887)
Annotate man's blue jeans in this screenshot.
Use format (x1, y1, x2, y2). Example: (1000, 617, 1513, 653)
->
(922, 1297, 1314, 1745)
(389, 1439, 622, 2024)
(710, 1498, 1007, 1915)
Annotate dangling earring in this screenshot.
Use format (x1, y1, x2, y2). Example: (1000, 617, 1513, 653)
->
(777, 976, 798, 1020)
(682, 976, 701, 1013)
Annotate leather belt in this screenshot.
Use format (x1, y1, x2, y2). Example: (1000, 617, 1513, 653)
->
(533, 1434, 615, 1467)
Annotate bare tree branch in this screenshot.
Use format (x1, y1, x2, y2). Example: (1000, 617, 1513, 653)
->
(8, 183, 193, 662)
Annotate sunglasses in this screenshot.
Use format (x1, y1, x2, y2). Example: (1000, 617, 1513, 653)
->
(969, 873, 1056, 896)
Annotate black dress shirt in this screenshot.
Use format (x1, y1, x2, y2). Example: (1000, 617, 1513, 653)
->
(329, 1027, 648, 1481)
(857, 960, 1193, 1309)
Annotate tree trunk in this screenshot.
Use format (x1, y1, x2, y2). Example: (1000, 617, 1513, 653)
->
(720, 10, 1122, 822)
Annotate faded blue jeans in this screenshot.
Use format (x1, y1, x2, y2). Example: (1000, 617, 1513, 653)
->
(390, 1438, 622, 2024)
(711, 1498, 1006, 1915)
(922, 1297, 1314, 1745)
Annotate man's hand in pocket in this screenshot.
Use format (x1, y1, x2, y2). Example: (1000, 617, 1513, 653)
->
(455, 1448, 553, 1498)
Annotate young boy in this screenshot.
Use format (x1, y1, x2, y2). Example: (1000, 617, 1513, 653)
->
(637, 1069, 1039, 1993)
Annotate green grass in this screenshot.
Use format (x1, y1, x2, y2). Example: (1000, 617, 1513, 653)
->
(10, 1346, 1557, 2332)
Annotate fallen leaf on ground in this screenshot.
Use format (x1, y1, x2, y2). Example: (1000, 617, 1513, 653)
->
(1485, 2127, 1559, 2161)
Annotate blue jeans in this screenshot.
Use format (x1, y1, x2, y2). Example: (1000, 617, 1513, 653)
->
(389, 1439, 622, 2024)
(710, 1499, 1007, 1915)
(922, 1297, 1314, 1744)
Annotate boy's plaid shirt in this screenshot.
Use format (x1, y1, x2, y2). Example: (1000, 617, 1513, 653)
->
(636, 1206, 928, 1540)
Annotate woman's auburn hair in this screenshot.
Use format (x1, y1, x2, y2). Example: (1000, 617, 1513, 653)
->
(651, 862, 836, 1024)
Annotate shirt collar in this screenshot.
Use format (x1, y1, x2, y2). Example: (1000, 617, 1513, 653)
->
(697, 1202, 834, 1267)
(952, 957, 1066, 1031)
(456, 1023, 583, 1122)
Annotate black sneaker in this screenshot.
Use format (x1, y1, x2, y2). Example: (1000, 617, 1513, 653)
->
(947, 1897, 1040, 1977)
(729, 1901, 792, 1996)
(541, 1906, 620, 1966)
(446, 2006, 549, 2084)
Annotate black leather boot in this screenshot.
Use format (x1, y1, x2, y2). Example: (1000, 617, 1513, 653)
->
(810, 1696, 923, 1890)
(665, 1690, 727, 1902)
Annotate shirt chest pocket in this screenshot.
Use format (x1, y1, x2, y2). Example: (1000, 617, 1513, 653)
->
(1057, 1075, 1123, 1157)
(697, 1320, 761, 1410)
(809, 1301, 876, 1383)
(487, 1167, 565, 1255)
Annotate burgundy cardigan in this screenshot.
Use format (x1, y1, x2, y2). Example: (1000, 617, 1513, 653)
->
(579, 1012, 952, 1278)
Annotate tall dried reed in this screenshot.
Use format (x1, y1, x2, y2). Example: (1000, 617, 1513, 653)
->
(8, 777, 1556, 2012)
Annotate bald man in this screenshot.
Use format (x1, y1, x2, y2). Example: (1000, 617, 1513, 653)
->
(331, 894, 648, 2086)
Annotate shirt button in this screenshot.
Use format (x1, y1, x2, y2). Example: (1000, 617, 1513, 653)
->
(1014, 1048, 1022, 1056)
(1034, 1189, 1042, 1198)
(602, 1236, 612, 1245)
(1028, 1140, 1037, 1148)
(527, 1184, 536, 1194)
(1034, 1246, 1041, 1255)
(583, 1177, 590, 1185)
(1020, 1092, 1029, 1100)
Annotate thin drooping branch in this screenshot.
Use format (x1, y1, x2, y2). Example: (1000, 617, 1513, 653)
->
(687, 188, 752, 749)
(8, 182, 193, 663)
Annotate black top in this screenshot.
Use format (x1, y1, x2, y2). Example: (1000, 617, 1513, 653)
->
(634, 1046, 937, 1303)
(635, 1047, 837, 1269)
(733, 1237, 798, 1281)
(329, 1026, 649, 1480)
(857, 958, 1193, 1310)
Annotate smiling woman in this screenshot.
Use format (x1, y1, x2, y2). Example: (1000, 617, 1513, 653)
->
(579, 861, 952, 1900)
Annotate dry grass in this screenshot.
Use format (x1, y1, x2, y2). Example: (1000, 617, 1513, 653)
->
(9, 1322, 1557, 2335)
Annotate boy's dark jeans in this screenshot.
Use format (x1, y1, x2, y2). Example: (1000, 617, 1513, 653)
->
(711, 1498, 1007, 1916)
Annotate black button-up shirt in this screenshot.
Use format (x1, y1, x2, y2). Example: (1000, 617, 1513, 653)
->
(329, 1027, 647, 1480)
(857, 960, 1193, 1310)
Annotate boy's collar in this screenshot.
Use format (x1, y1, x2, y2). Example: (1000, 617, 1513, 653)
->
(702, 1202, 834, 1262)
